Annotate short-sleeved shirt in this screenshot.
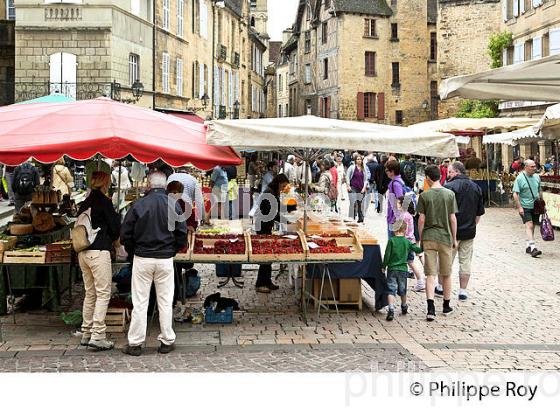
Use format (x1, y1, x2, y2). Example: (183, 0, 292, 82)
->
(513, 172, 541, 210)
(211, 166, 228, 189)
(417, 187, 458, 246)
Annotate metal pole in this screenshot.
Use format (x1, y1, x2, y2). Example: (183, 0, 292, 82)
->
(116, 163, 122, 212)
(486, 143, 491, 207)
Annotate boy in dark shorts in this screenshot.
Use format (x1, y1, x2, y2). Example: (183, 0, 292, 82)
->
(382, 221, 423, 321)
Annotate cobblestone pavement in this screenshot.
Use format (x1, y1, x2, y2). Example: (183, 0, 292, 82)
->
(1, 207, 560, 371)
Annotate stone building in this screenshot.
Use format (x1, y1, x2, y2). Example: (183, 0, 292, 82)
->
(248, 27, 266, 118)
(437, 0, 502, 119)
(281, 0, 441, 126)
(154, 0, 214, 119)
(11, 0, 154, 107)
(499, 0, 560, 164)
(274, 32, 290, 118)
(0, 0, 16, 106)
(265, 39, 281, 118)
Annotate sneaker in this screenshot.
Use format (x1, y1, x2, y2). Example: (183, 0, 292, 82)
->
(122, 345, 142, 356)
(386, 309, 395, 321)
(458, 292, 468, 301)
(158, 342, 176, 354)
(426, 306, 436, 322)
(80, 335, 91, 347)
(267, 283, 280, 291)
(401, 304, 409, 315)
(88, 339, 115, 351)
(435, 287, 444, 298)
(413, 281, 425, 292)
(443, 306, 454, 316)
(256, 286, 271, 293)
(526, 246, 532, 254)
(407, 270, 415, 279)
(531, 248, 542, 258)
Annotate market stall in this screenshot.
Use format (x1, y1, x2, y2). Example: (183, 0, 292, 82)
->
(206, 115, 459, 319)
(0, 97, 242, 322)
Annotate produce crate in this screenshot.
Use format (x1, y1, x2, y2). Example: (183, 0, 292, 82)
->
(248, 231, 307, 263)
(204, 306, 233, 324)
(46, 241, 73, 263)
(105, 307, 128, 333)
(190, 232, 249, 263)
(174, 231, 192, 261)
(0, 236, 17, 251)
(3, 250, 46, 264)
(310, 278, 363, 311)
(305, 231, 364, 262)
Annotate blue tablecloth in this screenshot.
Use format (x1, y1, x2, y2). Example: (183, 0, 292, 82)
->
(309, 244, 388, 310)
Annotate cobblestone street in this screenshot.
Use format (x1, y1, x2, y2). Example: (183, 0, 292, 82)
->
(1, 207, 559, 372)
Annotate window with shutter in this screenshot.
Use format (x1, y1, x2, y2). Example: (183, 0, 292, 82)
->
(304, 64, 311, 84)
(513, 0, 519, 17)
(533, 36, 542, 60)
(214, 65, 219, 108)
(229, 70, 233, 109)
(323, 58, 329, 80)
(364, 19, 376, 38)
(513, 43, 524, 63)
(357, 92, 365, 120)
(176, 58, 183, 96)
(503, 0, 508, 21)
(391, 62, 400, 86)
(365, 52, 376, 77)
(396, 111, 403, 125)
(163, 0, 170, 30)
(129, 54, 139, 86)
(199, 63, 204, 98)
(364, 92, 376, 119)
(430, 32, 437, 61)
(221, 67, 226, 106)
(550, 29, 560, 56)
(322, 22, 328, 45)
(200, 0, 208, 39)
(177, 0, 184, 37)
(377, 93, 385, 121)
(162, 53, 170, 93)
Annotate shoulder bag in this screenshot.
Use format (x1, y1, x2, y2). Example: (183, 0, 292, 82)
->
(523, 174, 546, 216)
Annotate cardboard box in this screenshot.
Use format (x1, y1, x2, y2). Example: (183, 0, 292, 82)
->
(312, 278, 339, 300)
(338, 278, 362, 303)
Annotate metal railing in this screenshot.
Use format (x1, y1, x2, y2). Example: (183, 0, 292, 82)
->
(0, 82, 114, 105)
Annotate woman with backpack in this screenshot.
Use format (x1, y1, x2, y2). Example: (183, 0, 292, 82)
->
(76, 171, 121, 351)
(346, 155, 369, 223)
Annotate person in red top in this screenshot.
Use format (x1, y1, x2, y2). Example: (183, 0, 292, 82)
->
(439, 159, 450, 185)
(328, 159, 339, 212)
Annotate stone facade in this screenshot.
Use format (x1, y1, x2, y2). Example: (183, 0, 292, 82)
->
(0, 0, 15, 106)
(275, 57, 289, 117)
(437, 0, 502, 118)
(12, 0, 153, 107)
(282, 0, 441, 126)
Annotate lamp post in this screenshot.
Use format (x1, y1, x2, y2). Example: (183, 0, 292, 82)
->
(233, 99, 240, 119)
(132, 80, 144, 101)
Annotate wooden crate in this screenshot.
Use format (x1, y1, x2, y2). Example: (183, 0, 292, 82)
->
(0, 236, 17, 251)
(3, 251, 46, 264)
(105, 308, 128, 333)
(45, 250, 72, 264)
(46, 241, 72, 252)
(310, 278, 363, 311)
(305, 231, 364, 262)
(248, 231, 307, 263)
(190, 232, 249, 263)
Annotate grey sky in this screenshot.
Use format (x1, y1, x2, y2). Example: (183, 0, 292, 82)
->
(268, 0, 300, 41)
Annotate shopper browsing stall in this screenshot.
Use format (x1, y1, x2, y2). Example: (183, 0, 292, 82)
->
(76, 171, 120, 351)
(121, 172, 187, 356)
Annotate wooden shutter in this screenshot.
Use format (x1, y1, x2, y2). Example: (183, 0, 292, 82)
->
(357, 92, 365, 120)
(326, 96, 331, 119)
(364, 19, 369, 37)
(377, 92, 385, 121)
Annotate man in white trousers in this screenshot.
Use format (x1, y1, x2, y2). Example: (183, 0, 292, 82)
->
(121, 172, 187, 356)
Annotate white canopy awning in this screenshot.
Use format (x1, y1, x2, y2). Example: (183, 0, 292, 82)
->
(409, 117, 538, 133)
(482, 126, 539, 146)
(535, 103, 560, 139)
(206, 116, 459, 158)
(440, 54, 560, 101)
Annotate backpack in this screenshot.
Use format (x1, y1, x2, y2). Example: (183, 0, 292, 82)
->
(71, 208, 101, 252)
(327, 175, 337, 201)
(391, 179, 418, 210)
(14, 165, 36, 196)
(401, 161, 416, 188)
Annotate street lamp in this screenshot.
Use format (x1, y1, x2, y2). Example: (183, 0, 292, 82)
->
(202, 93, 210, 109)
(132, 80, 144, 101)
(233, 100, 240, 119)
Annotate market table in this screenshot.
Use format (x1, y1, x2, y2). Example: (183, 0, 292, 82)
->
(0, 261, 78, 321)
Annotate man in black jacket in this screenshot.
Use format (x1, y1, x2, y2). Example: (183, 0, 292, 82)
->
(444, 161, 485, 301)
(121, 171, 187, 356)
(12, 162, 40, 212)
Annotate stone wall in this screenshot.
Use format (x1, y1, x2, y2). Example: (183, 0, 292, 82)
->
(437, 0, 501, 118)
(0, 20, 15, 105)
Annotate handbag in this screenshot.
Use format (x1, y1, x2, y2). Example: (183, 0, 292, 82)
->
(540, 213, 555, 242)
(523, 174, 546, 216)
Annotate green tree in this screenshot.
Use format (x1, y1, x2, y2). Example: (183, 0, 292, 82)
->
(456, 31, 513, 118)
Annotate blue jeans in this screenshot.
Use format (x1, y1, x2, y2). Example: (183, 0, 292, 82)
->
(386, 270, 408, 297)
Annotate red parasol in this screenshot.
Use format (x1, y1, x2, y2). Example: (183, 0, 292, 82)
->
(0, 97, 241, 169)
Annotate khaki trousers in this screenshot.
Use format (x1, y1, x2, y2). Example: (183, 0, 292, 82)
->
(78, 250, 112, 341)
(127, 256, 176, 347)
(452, 239, 474, 276)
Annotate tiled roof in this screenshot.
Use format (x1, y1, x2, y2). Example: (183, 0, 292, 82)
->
(268, 41, 282, 65)
(333, 0, 393, 16)
(225, 0, 243, 17)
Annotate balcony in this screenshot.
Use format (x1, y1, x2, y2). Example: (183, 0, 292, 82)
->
(0, 82, 115, 106)
(218, 45, 227, 63)
(44, 6, 82, 21)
